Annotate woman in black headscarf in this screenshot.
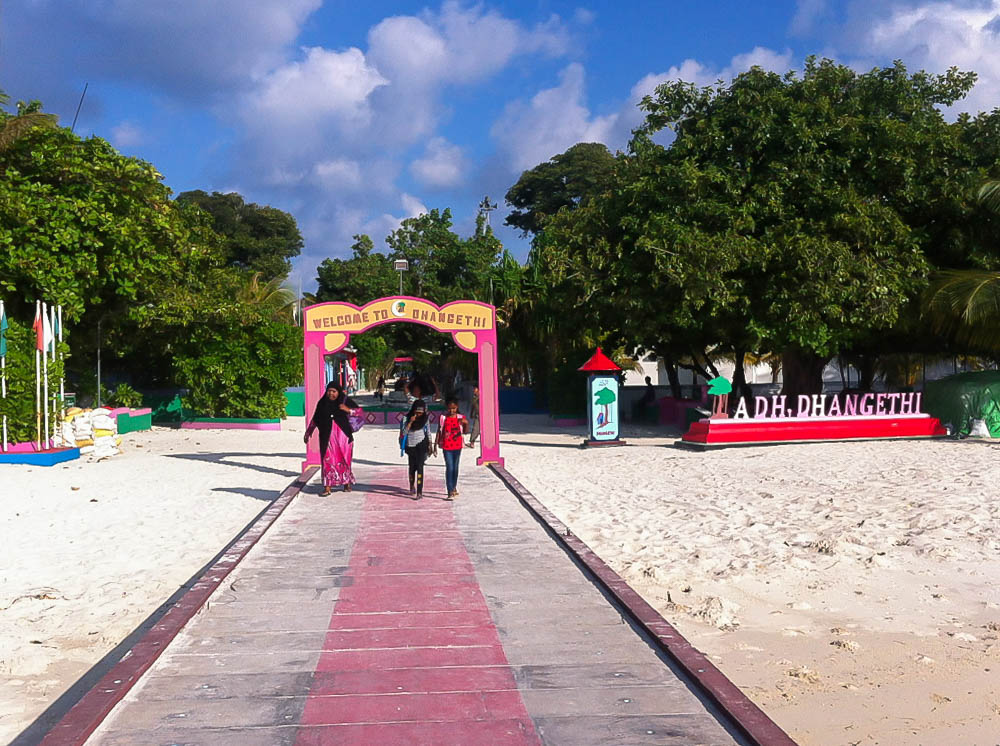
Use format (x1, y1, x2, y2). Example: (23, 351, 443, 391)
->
(304, 381, 358, 495)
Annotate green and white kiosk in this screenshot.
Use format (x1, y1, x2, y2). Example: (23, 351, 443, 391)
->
(579, 347, 626, 447)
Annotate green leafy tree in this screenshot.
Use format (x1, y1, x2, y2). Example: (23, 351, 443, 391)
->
(175, 190, 303, 280)
(315, 234, 397, 305)
(0, 127, 211, 323)
(505, 142, 616, 236)
(130, 265, 302, 417)
(541, 59, 993, 398)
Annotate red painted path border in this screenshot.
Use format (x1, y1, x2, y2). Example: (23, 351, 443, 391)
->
(489, 464, 798, 746)
(37, 467, 318, 746)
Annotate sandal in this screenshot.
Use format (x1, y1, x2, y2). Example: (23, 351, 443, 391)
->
(321, 487, 332, 496)
(344, 484, 352, 492)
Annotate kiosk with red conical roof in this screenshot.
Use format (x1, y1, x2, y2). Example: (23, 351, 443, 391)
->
(579, 347, 627, 447)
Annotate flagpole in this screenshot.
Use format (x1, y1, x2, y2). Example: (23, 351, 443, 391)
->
(50, 302, 58, 444)
(43, 301, 50, 448)
(35, 300, 41, 449)
(58, 305, 65, 428)
(1, 299, 7, 453)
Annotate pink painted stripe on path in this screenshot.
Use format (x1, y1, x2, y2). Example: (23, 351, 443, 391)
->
(296, 472, 541, 745)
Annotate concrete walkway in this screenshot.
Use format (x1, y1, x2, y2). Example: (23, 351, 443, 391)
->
(84, 456, 744, 745)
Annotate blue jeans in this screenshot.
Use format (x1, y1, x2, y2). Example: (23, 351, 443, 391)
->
(443, 448, 461, 493)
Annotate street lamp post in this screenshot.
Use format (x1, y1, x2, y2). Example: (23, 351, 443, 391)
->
(394, 259, 409, 295)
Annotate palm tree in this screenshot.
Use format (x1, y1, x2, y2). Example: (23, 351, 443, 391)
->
(237, 272, 297, 321)
(924, 269, 1000, 349)
(0, 91, 58, 151)
(979, 179, 1000, 214)
(922, 179, 1000, 350)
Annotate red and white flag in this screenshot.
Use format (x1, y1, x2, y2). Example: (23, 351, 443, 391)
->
(31, 304, 54, 352)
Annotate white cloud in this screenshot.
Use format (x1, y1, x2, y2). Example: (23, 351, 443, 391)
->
(362, 193, 430, 240)
(361, 2, 572, 147)
(845, 0, 1000, 115)
(492, 63, 617, 172)
(402, 193, 429, 217)
(312, 159, 363, 190)
(2, 0, 322, 102)
(110, 120, 145, 148)
(237, 46, 388, 178)
(410, 137, 467, 188)
(492, 48, 795, 173)
(220, 2, 575, 265)
(790, 0, 830, 36)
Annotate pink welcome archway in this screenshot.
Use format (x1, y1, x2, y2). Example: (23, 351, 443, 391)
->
(302, 296, 503, 470)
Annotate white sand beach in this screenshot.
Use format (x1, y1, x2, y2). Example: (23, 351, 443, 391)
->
(0, 425, 306, 743)
(502, 418, 1000, 745)
(1, 416, 999, 744)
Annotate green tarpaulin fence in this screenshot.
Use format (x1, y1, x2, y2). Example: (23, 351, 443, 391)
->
(923, 371, 1000, 437)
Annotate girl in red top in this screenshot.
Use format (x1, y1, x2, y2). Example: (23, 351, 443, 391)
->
(436, 397, 468, 500)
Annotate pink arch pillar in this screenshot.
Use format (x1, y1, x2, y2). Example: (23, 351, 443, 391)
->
(301, 297, 503, 471)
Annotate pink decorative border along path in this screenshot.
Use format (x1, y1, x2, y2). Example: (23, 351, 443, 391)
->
(294, 482, 541, 744)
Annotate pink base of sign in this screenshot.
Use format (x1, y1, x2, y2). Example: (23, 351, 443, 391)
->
(180, 421, 281, 431)
(4, 440, 54, 453)
(682, 414, 947, 447)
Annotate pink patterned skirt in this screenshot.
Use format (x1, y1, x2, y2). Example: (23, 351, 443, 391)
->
(322, 427, 356, 487)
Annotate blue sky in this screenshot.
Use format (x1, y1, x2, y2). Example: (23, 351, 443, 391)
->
(3, 1, 1000, 289)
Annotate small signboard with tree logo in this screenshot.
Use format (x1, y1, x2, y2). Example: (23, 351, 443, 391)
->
(578, 347, 626, 447)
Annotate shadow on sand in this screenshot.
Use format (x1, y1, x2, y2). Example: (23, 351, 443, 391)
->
(211, 486, 281, 501)
(165, 452, 300, 478)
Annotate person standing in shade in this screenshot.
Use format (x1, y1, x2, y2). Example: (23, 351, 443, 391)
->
(304, 381, 358, 496)
(466, 386, 480, 449)
(633, 376, 656, 420)
(400, 399, 432, 499)
(437, 397, 469, 500)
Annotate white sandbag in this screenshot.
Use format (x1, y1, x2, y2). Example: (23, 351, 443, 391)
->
(969, 419, 991, 438)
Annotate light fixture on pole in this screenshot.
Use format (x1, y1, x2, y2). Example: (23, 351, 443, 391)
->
(477, 195, 498, 230)
(394, 259, 409, 295)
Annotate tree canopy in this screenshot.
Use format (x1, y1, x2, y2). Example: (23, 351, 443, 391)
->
(504, 142, 616, 237)
(536, 58, 1000, 396)
(0, 99, 305, 420)
(175, 190, 303, 280)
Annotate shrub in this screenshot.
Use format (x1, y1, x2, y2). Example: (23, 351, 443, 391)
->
(109, 383, 143, 408)
(174, 317, 301, 419)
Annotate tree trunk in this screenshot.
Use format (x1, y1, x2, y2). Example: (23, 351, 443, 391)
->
(780, 348, 828, 399)
(731, 348, 754, 414)
(661, 352, 683, 398)
(857, 355, 876, 391)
